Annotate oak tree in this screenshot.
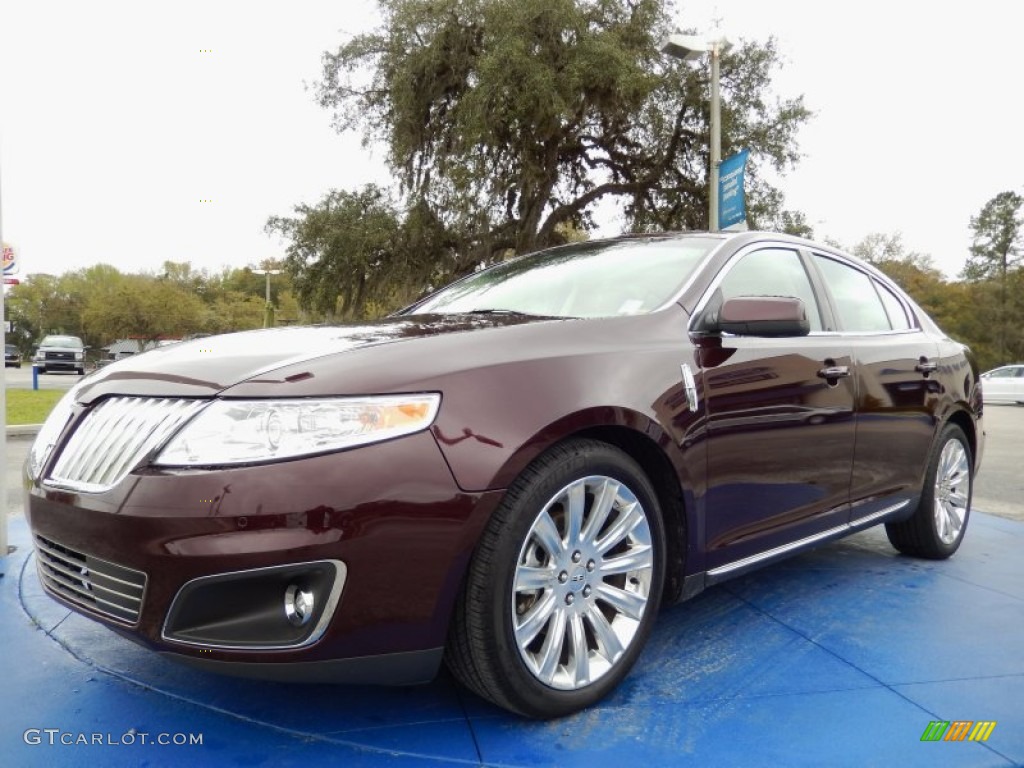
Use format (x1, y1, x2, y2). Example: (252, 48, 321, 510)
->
(308, 0, 810, 308)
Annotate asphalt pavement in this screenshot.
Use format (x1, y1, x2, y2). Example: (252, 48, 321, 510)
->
(973, 404, 1024, 521)
(6, 434, 29, 522)
(3, 365, 82, 391)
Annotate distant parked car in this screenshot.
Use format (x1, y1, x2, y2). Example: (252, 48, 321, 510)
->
(33, 334, 86, 375)
(980, 364, 1024, 405)
(4, 343, 21, 368)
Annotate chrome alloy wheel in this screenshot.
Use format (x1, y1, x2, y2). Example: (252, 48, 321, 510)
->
(511, 475, 654, 690)
(934, 439, 970, 545)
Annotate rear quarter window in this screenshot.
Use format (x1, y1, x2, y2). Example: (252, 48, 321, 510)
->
(873, 279, 914, 331)
(814, 255, 891, 333)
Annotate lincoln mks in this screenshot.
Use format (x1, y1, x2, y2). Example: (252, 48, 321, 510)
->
(25, 232, 983, 718)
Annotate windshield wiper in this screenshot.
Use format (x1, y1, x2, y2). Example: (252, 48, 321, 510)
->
(464, 308, 579, 320)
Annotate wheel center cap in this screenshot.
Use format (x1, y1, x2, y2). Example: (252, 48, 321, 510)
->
(567, 566, 588, 593)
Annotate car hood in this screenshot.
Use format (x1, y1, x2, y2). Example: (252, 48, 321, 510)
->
(74, 313, 557, 403)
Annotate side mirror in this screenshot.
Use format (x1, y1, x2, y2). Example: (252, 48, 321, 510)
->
(709, 296, 810, 337)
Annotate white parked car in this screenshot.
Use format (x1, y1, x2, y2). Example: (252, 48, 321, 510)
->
(980, 364, 1024, 405)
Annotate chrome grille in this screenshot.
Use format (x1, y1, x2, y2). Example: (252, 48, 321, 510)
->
(47, 397, 207, 492)
(34, 535, 147, 624)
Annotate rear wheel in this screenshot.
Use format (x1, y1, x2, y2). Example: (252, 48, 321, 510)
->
(885, 424, 972, 559)
(446, 439, 665, 718)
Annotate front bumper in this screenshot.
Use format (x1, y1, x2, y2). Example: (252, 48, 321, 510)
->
(36, 358, 81, 371)
(26, 431, 501, 684)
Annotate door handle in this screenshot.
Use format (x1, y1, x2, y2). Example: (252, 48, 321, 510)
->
(915, 359, 938, 375)
(817, 365, 850, 380)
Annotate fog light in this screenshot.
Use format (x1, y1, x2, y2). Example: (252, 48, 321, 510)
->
(163, 560, 345, 649)
(284, 584, 314, 627)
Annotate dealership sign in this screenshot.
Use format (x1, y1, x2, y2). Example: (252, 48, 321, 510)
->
(718, 150, 749, 231)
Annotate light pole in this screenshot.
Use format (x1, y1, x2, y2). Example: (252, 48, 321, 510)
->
(251, 265, 282, 328)
(660, 33, 729, 232)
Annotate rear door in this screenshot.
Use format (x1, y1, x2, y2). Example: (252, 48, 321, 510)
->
(1012, 367, 1024, 401)
(810, 253, 941, 523)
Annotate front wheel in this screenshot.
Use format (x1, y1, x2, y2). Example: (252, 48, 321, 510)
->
(446, 439, 665, 718)
(885, 423, 972, 559)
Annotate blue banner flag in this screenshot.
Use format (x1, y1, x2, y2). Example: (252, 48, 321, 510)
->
(718, 150, 749, 231)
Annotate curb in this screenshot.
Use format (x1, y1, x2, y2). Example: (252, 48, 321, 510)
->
(5, 424, 41, 438)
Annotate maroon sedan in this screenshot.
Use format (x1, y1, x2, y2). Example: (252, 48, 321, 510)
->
(25, 232, 983, 718)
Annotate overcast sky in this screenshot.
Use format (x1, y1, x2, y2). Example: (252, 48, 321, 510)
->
(2, 0, 1021, 283)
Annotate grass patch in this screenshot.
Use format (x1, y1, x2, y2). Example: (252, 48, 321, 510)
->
(5, 389, 65, 425)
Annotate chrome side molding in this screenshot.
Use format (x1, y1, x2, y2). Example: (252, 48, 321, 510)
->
(707, 499, 911, 581)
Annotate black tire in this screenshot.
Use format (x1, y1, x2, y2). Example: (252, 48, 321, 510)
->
(77, 367, 85, 375)
(445, 438, 666, 718)
(885, 424, 972, 559)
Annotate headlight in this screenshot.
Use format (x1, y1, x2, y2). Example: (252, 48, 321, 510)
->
(154, 394, 441, 466)
(28, 385, 82, 479)
(75, 351, 84, 360)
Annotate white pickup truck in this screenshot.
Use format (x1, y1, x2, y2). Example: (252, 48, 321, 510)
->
(33, 334, 86, 375)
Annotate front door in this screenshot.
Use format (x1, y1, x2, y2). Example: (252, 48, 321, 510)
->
(696, 246, 857, 571)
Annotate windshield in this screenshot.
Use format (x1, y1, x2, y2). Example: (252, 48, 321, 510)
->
(40, 335, 84, 349)
(413, 237, 720, 318)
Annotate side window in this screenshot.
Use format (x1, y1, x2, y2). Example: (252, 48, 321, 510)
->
(988, 368, 1017, 378)
(718, 248, 823, 332)
(814, 255, 891, 333)
(873, 279, 913, 331)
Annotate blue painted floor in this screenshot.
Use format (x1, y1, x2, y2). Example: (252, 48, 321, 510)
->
(2, 511, 1022, 767)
